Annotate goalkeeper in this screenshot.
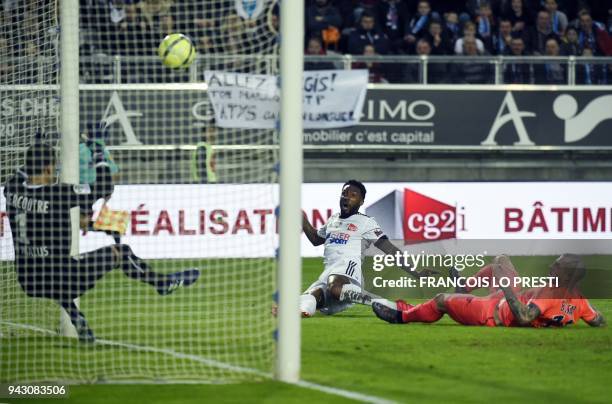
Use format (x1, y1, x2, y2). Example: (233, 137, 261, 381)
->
(3, 143, 200, 342)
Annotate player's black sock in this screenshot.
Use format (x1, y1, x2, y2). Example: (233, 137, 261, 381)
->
(117, 244, 168, 288)
(339, 283, 383, 306)
(59, 301, 95, 343)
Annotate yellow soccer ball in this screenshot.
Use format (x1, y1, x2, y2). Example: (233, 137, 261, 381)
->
(158, 33, 196, 68)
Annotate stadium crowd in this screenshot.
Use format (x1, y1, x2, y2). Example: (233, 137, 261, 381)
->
(1, 0, 611, 84)
(305, 0, 612, 83)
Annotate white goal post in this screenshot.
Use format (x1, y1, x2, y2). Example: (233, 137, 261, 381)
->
(1, 0, 301, 385)
(277, 0, 303, 383)
(58, 0, 81, 339)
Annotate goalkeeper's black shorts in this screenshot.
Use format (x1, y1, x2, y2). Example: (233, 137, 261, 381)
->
(15, 246, 117, 302)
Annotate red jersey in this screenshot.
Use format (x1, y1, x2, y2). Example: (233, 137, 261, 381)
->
(497, 288, 598, 327)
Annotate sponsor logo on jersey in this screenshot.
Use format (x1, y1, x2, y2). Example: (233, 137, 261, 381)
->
(328, 232, 350, 245)
(347, 223, 358, 231)
(561, 301, 577, 316)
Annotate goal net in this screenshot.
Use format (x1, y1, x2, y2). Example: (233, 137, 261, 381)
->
(1, 0, 280, 383)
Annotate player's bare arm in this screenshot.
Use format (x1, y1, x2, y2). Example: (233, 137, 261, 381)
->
(493, 262, 541, 325)
(502, 287, 541, 326)
(302, 211, 325, 246)
(490, 256, 542, 324)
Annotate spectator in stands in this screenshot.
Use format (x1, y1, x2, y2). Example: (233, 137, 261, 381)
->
(452, 36, 492, 83)
(404, 38, 448, 83)
(443, 10, 461, 43)
(217, 13, 251, 71)
(475, 2, 496, 53)
(504, 37, 534, 83)
(577, 10, 612, 56)
(425, 20, 453, 55)
(404, 1, 435, 51)
(534, 37, 566, 84)
(561, 26, 581, 55)
(492, 18, 514, 55)
(454, 21, 485, 54)
(306, 0, 342, 48)
(157, 11, 174, 36)
(504, 0, 532, 35)
(378, 0, 410, 53)
(576, 47, 608, 84)
(352, 44, 389, 83)
(105, 1, 150, 55)
(270, 11, 280, 46)
(304, 37, 335, 70)
(350, 0, 379, 25)
(139, 0, 173, 31)
(465, 0, 487, 20)
(101, 1, 155, 81)
(526, 10, 558, 55)
(197, 35, 213, 54)
(347, 11, 390, 55)
(544, 0, 568, 36)
(0, 36, 12, 83)
(169, 2, 217, 51)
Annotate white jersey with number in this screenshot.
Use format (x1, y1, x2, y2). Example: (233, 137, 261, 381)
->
(316, 212, 384, 285)
(303, 212, 385, 315)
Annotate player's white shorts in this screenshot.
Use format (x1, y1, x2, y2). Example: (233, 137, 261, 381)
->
(304, 260, 362, 315)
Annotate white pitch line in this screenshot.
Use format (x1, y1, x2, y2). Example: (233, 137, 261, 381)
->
(296, 380, 397, 404)
(1, 321, 396, 403)
(0, 321, 269, 378)
(93, 337, 269, 378)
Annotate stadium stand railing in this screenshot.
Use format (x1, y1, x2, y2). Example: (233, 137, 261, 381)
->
(73, 55, 612, 85)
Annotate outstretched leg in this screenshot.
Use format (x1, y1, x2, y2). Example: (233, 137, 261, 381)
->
(299, 274, 396, 317)
(328, 274, 386, 306)
(373, 294, 445, 324)
(115, 244, 200, 295)
(374, 292, 499, 327)
(327, 274, 401, 316)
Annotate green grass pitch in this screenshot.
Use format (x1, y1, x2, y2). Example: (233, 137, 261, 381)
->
(1, 257, 611, 403)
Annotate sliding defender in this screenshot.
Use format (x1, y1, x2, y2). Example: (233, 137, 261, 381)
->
(300, 180, 426, 317)
(373, 254, 605, 328)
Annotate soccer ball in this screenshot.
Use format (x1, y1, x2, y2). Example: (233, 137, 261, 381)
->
(158, 33, 196, 69)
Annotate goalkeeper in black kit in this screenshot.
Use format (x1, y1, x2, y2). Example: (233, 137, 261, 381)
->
(4, 143, 200, 342)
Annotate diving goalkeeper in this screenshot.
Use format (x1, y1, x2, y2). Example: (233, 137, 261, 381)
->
(373, 254, 605, 328)
(4, 143, 200, 342)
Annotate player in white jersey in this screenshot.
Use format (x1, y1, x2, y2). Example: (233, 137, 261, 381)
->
(300, 180, 421, 316)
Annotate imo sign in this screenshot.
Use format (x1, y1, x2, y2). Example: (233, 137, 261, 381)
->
(366, 189, 465, 242)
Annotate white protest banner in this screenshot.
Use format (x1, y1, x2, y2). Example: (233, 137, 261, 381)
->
(204, 70, 368, 129)
(302, 70, 368, 128)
